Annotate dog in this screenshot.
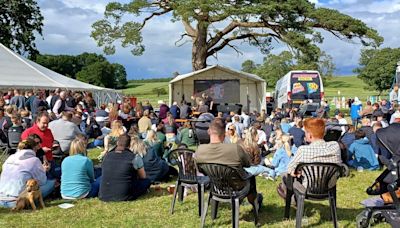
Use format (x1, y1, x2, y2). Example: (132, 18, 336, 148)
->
(12, 179, 45, 211)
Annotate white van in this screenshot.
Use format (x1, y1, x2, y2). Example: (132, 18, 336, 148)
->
(274, 70, 324, 109)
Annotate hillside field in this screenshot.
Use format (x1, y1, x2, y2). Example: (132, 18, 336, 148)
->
(123, 76, 387, 106)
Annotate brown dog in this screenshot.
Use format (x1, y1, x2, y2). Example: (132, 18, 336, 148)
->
(12, 179, 45, 211)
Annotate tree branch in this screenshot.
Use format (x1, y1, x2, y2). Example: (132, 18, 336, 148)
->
(207, 21, 274, 49)
(182, 19, 197, 39)
(140, 8, 172, 29)
(175, 33, 192, 47)
(207, 32, 279, 57)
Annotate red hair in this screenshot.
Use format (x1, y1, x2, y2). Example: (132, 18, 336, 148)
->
(303, 118, 325, 139)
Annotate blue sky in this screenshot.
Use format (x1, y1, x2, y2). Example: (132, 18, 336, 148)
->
(35, 0, 400, 79)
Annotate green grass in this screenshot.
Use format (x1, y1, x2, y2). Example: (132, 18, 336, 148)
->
(123, 81, 169, 107)
(324, 76, 387, 101)
(122, 76, 389, 107)
(0, 148, 391, 227)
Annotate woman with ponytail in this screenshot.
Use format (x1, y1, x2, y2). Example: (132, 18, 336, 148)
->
(263, 134, 297, 180)
(0, 138, 55, 208)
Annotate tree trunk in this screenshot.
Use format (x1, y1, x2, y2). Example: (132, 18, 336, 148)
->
(192, 21, 208, 71)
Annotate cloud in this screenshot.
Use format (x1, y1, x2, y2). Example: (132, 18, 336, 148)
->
(34, 0, 400, 78)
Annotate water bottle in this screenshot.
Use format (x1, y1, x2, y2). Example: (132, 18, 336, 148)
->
(189, 129, 193, 138)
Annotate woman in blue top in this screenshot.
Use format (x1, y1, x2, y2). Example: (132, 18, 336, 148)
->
(347, 129, 379, 170)
(263, 134, 297, 180)
(61, 138, 101, 199)
(350, 97, 363, 127)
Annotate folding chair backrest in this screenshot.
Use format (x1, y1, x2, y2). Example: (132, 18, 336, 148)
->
(168, 148, 198, 184)
(197, 163, 249, 198)
(296, 163, 343, 198)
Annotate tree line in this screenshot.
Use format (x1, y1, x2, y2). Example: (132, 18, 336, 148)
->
(33, 53, 128, 89)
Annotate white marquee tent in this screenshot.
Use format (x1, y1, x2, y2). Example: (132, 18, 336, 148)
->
(0, 43, 122, 106)
(169, 65, 266, 111)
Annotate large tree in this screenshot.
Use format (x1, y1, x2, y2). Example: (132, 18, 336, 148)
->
(354, 48, 400, 95)
(0, 0, 44, 57)
(91, 0, 382, 71)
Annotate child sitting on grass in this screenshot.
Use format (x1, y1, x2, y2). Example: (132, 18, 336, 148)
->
(348, 129, 379, 171)
(263, 134, 297, 180)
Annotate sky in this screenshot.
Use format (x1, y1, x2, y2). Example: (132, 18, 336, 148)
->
(34, 0, 400, 79)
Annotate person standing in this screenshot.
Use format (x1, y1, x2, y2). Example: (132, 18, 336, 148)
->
(390, 85, 399, 105)
(350, 97, 362, 127)
(9, 89, 25, 110)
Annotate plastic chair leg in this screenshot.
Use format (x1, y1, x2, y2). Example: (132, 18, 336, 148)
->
(329, 191, 338, 228)
(178, 184, 184, 202)
(285, 189, 293, 219)
(170, 180, 179, 214)
(198, 183, 204, 217)
(211, 199, 219, 220)
(232, 198, 240, 228)
(201, 193, 212, 228)
(295, 194, 305, 228)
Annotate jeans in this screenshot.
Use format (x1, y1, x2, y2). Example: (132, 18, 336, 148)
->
(86, 176, 101, 198)
(244, 165, 270, 176)
(47, 160, 61, 180)
(87, 139, 104, 149)
(352, 118, 360, 128)
(0, 179, 55, 208)
(132, 178, 151, 200)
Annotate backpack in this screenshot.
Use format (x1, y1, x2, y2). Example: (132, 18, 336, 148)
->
(85, 118, 102, 139)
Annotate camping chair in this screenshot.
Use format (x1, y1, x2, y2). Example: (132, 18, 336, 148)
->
(168, 148, 209, 216)
(284, 163, 348, 228)
(197, 163, 259, 228)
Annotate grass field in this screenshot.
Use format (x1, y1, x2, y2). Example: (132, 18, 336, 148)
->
(0, 76, 393, 227)
(122, 76, 388, 107)
(0, 149, 391, 228)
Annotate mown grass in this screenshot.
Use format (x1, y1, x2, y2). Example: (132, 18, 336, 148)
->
(324, 76, 387, 101)
(0, 149, 391, 227)
(123, 81, 169, 107)
(122, 76, 389, 107)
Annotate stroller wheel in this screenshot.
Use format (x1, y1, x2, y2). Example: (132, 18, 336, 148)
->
(356, 210, 370, 228)
(371, 211, 385, 224)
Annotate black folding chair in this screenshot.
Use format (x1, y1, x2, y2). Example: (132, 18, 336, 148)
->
(284, 163, 348, 228)
(168, 148, 209, 216)
(197, 163, 259, 228)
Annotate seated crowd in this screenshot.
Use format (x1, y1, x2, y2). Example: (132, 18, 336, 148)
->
(0, 89, 398, 213)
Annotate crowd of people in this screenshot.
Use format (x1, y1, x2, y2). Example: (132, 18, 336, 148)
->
(0, 88, 399, 213)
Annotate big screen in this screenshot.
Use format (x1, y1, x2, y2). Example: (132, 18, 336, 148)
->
(194, 80, 240, 103)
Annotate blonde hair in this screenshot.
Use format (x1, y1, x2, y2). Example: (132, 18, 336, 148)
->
(109, 120, 124, 137)
(69, 138, 87, 156)
(144, 130, 159, 144)
(130, 135, 148, 157)
(281, 134, 292, 157)
(242, 127, 258, 153)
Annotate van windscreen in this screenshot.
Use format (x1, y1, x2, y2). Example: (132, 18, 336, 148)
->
(290, 73, 321, 101)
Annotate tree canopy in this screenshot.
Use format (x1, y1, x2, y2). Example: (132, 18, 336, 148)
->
(92, 0, 382, 71)
(242, 50, 335, 88)
(34, 53, 128, 89)
(354, 48, 400, 95)
(0, 0, 43, 57)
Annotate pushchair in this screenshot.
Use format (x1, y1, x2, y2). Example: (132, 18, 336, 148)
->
(356, 123, 400, 227)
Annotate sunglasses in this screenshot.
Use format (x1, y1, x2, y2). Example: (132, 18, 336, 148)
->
(229, 128, 235, 131)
